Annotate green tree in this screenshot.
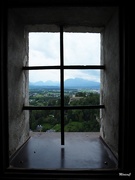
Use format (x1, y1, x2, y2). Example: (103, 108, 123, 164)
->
(65, 122, 84, 132)
(64, 95, 70, 105)
(29, 89, 100, 132)
(76, 92, 86, 97)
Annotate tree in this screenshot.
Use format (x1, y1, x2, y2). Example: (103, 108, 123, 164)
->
(29, 88, 100, 132)
(76, 92, 86, 97)
(64, 95, 70, 105)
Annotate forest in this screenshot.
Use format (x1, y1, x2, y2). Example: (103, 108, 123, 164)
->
(29, 88, 100, 132)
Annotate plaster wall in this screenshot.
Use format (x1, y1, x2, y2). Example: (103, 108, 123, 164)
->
(100, 10, 119, 158)
(8, 11, 29, 157)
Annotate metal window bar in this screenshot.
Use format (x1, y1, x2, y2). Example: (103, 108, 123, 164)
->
(60, 26, 64, 145)
(23, 28, 105, 146)
(23, 105, 105, 110)
(23, 65, 105, 70)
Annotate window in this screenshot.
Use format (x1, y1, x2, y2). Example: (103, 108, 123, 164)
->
(23, 27, 105, 145)
(3, 4, 128, 178)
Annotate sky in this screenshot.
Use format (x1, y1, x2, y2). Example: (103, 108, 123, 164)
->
(29, 32, 101, 83)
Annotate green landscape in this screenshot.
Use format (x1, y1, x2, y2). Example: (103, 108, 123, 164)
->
(29, 86, 100, 132)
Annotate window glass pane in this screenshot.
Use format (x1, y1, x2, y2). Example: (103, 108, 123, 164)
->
(29, 33, 60, 66)
(29, 70, 60, 106)
(30, 110, 61, 132)
(64, 109, 100, 132)
(64, 33, 100, 65)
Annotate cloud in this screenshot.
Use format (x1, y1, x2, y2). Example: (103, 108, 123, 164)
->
(64, 33, 100, 65)
(29, 32, 60, 66)
(64, 70, 100, 82)
(29, 49, 59, 66)
(29, 69, 100, 83)
(29, 32, 100, 82)
(29, 70, 60, 83)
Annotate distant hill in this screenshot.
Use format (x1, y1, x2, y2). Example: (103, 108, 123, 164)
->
(64, 78, 100, 88)
(29, 81, 60, 86)
(30, 78, 100, 89)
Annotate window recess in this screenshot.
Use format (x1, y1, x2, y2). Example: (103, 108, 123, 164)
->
(23, 26, 105, 145)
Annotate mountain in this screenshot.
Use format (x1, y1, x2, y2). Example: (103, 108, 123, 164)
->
(64, 78, 100, 88)
(30, 81, 60, 86)
(30, 78, 100, 89)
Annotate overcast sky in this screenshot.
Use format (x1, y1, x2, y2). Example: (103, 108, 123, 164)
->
(29, 32, 101, 83)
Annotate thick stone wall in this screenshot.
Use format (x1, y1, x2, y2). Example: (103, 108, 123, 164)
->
(100, 10, 119, 158)
(7, 7, 119, 159)
(8, 10, 29, 157)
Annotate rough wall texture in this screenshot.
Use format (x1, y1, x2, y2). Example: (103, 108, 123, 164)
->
(100, 10, 119, 158)
(8, 10, 29, 157)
